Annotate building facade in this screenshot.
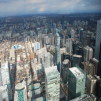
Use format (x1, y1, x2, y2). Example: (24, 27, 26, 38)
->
(68, 67, 86, 100)
(95, 20, 101, 60)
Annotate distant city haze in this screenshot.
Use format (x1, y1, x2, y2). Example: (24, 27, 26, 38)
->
(0, 0, 101, 17)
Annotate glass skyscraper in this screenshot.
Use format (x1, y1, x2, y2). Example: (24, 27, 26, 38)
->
(95, 20, 101, 60)
(68, 67, 86, 100)
(55, 32, 60, 71)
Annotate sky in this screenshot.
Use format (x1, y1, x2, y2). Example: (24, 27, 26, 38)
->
(0, 0, 101, 17)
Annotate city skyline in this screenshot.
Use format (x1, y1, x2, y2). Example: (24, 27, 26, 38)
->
(0, 0, 101, 17)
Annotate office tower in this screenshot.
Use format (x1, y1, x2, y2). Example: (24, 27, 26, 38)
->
(0, 68, 2, 86)
(45, 66, 60, 101)
(83, 58, 99, 76)
(98, 43, 101, 77)
(99, 43, 101, 61)
(75, 46, 83, 56)
(32, 42, 40, 52)
(72, 42, 77, 54)
(95, 77, 101, 100)
(72, 54, 82, 67)
(45, 28, 48, 34)
(37, 28, 42, 35)
(84, 46, 93, 62)
(79, 28, 84, 42)
(86, 75, 97, 94)
(44, 35, 50, 45)
(95, 20, 101, 60)
(66, 38, 72, 54)
(50, 54, 54, 66)
(9, 63, 16, 101)
(89, 58, 99, 75)
(14, 80, 27, 101)
(1, 61, 12, 101)
(50, 34, 55, 45)
(53, 23, 57, 34)
(70, 29, 75, 39)
(70, 94, 96, 101)
(55, 32, 60, 70)
(63, 59, 70, 68)
(44, 52, 51, 68)
(68, 67, 86, 100)
(29, 82, 42, 99)
(0, 85, 9, 101)
(62, 59, 70, 83)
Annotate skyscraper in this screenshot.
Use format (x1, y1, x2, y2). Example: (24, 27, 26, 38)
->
(1, 61, 12, 101)
(70, 94, 96, 101)
(68, 67, 86, 100)
(83, 58, 98, 77)
(0, 85, 9, 101)
(62, 59, 70, 83)
(44, 52, 51, 68)
(55, 32, 60, 70)
(79, 28, 84, 42)
(86, 75, 97, 95)
(14, 80, 27, 101)
(95, 20, 101, 60)
(66, 38, 72, 54)
(45, 66, 60, 101)
(70, 29, 75, 40)
(84, 46, 93, 62)
(72, 54, 82, 67)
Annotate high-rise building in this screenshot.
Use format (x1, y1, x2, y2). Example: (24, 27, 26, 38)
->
(0, 68, 2, 86)
(62, 59, 70, 83)
(95, 77, 101, 100)
(79, 28, 84, 42)
(0, 85, 9, 101)
(68, 67, 86, 100)
(55, 32, 60, 70)
(95, 20, 101, 60)
(86, 75, 97, 95)
(72, 54, 82, 67)
(45, 66, 60, 101)
(83, 58, 99, 76)
(84, 46, 93, 62)
(83, 60, 98, 76)
(66, 38, 72, 54)
(44, 35, 50, 45)
(45, 28, 48, 34)
(70, 29, 75, 40)
(14, 80, 27, 101)
(89, 58, 99, 76)
(44, 52, 51, 68)
(1, 61, 12, 101)
(70, 94, 96, 101)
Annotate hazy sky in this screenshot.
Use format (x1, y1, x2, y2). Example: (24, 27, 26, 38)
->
(0, 0, 101, 17)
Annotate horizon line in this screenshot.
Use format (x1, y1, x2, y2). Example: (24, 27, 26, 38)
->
(0, 12, 101, 18)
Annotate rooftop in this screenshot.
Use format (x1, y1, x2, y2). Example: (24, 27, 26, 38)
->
(15, 80, 26, 90)
(69, 67, 84, 78)
(73, 54, 82, 58)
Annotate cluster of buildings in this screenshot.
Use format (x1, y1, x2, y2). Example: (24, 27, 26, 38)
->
(0, 15, 101, 101)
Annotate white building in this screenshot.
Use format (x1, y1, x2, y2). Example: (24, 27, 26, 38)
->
(45, 66, 60, 101)
(1, 61, 12, 100)
(0, 85, 9, 101)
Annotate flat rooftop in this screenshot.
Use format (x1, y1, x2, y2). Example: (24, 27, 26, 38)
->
(69, 67, 84, 78)
(15, 80, 26, 90)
